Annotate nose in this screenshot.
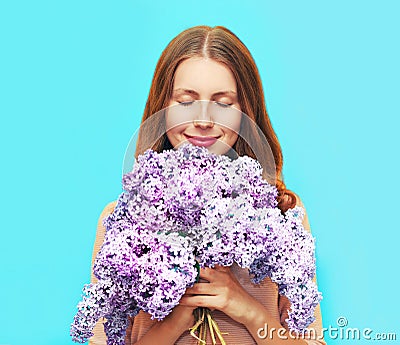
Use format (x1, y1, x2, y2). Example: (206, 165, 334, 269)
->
(193, 118, 214, 129)
(193, 101, 214, 128)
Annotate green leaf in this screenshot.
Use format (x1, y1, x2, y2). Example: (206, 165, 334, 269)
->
(195, 261, 200, 283)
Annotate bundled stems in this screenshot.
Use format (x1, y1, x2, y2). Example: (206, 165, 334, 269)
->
(189, 308, 228, 345)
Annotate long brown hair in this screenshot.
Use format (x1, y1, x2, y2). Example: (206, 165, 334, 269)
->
(135, 25, 296, 212)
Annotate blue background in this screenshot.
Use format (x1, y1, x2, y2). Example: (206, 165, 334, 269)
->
(1, 1, 399, 344)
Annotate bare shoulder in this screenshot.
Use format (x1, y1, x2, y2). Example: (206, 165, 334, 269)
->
(96, 200, 118, 232)
(291, 191, 305, 208)
(99, 200, 118, 218)
(290, 192, 311, 232)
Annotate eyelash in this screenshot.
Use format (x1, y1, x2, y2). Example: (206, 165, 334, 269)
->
(177, 101, 233, 108)
(215, 101, 233, 108)
(178, 101, 195, 107)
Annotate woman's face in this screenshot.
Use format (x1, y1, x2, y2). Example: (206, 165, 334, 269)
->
(166, 57, 242, 155)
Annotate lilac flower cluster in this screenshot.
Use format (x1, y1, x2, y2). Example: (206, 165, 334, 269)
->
(70, 143, 322, 344)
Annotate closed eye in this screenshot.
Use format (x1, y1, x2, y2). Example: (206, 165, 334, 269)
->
(178, 101, 195, 107)
(215, 101, 233, 108)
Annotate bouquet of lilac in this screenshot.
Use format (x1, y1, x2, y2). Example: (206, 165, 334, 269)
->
(70, 143, 322, 344)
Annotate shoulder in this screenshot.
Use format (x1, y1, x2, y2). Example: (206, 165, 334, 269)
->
(290, 192, 311, 232)
(99, 200, 118, 218)
(92, 200, 117, 254)
(90, 201, 118, 286)
(292, 192, 305, 208)
(96, 200, 118, 229)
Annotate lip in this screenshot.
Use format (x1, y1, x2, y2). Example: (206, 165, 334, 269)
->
(184, 134, 220, 147)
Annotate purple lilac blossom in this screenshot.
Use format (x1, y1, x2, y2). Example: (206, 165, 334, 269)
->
(70, 143, 322, 344)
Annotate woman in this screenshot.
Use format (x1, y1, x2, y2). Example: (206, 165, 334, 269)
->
(88, 25, 325, 345)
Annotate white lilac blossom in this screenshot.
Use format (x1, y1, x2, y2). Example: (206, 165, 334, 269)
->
(70, 143, 322, 344)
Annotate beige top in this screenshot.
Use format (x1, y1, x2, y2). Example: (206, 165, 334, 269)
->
(88, 200, 326, 345)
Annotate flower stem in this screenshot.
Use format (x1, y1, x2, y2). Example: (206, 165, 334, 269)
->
(189, 307, 228, 345)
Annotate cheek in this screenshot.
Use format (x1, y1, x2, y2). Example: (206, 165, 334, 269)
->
(166, 126, 179, 143)
(217, 111, 241, 132)
(165, 108, 189, 132)
(220, 114, 241, 141)
(226, 129, 239, 143)
(165, 118, 187, 145)
(231, 115, 242, 134)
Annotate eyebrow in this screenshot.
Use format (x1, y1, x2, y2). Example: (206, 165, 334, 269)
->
(172, 88, 237, 97)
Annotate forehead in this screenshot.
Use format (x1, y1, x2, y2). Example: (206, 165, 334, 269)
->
(173, 57, 237, 95)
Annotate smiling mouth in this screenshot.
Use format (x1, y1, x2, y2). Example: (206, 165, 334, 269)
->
(183, 134, 220, 147)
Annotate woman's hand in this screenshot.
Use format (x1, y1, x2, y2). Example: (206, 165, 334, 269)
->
(162, 304, 197, 333)
(179, 265, 266, 327)
(133, 304, 196, 345)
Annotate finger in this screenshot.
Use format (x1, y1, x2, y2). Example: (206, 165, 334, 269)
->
(213, 264, 230, 272)
(199, 266, 230, 282)
(186, 282, 216, 295)
(199, 267, 222, 281)
(179, 295, 222, 309)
